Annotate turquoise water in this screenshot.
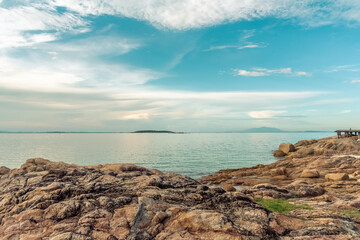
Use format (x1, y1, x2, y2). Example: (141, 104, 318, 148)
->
(0, 132, 333, 178)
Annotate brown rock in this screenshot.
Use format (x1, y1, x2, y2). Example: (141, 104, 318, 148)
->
(325, 173, 349, 181)
(0, 159, 278, 240)
(300, 169, 320, 178)
(293, 148, 314, 158)
(273, 150, 286, 157)
(0, 166, 10, 175)
(279, 143, 296, 154)
(222, 184, 236, 192)
(270, 167, 287, 176)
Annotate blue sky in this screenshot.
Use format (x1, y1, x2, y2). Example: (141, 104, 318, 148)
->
(0, 0, 360, 132)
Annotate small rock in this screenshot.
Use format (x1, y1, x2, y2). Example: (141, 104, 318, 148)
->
(300, 169, 320, 178)
(270, 167, 287, 176)
(223, 184, 236, 192)
(0, 166, 10, 175)
(325, 173, 349, 181)
(273, 150, 286, 157)
(279, 143, 295, 154)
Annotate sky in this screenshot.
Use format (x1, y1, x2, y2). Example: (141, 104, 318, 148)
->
(0, 0, 360, 132)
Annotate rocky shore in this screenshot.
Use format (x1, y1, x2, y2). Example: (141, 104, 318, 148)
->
(201, 136, 360, 239)
(0, 136, 360, 239)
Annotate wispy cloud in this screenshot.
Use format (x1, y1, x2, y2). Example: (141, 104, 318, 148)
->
(48, 1, 360, 30)
(0, 5, 87, 48)
(326, 64, 360, 73)
(235, 67, 309, 77)
(248, 110, 286, 119)
(351, 80, 360, 84)
(1, 1, 360, 51)
(205, 43, 266, 52)
(341, 110, 351, 114)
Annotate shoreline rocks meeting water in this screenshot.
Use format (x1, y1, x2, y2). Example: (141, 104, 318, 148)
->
(1, 136, 360, 239)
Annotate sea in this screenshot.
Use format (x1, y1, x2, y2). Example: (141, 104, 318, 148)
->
(0, 132, 334, 179)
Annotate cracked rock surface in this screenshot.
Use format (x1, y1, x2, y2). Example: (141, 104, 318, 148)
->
(0, 158, 276, 240)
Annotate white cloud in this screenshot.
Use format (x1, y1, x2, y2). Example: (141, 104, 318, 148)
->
(341, 110, 351, 114)
(248, 110, 286, 119)
(351, 80, 360, 84)
(236, 69, 268, 77)
(205, 43, 266, 52)
(121, 113, 150, 120)
(49, 0, 360, 30)
(326, 64, 360, 73)
(1, 0, 359, 50)
(0, 5, 87, 48)
(235, 67, 309, 77)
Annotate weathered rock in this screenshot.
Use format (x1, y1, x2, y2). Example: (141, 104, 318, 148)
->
(200, 136, 360, 238)
(271, 167, 287, 176)
(0, 158, 278, 240)
(279, 143, 296, 154)
(273, 150, 286, 157)
(3, 135, 360, 240)
(325, 173, 349, 181)
(0, 166, 10, 175)
(300, 169, 320, 178)
(222, 184, 236, 192)
(293, 148, 315, 158)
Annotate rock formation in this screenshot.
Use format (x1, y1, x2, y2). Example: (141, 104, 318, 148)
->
(201, 136, 360, 239)
(0, 158, 278, 239)
(1, 135, 360, 239)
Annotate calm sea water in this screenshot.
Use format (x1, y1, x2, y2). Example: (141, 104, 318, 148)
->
(0, 132, 333, 178)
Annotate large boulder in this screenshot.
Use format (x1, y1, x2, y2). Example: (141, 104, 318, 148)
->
(279, 143, 296, 154)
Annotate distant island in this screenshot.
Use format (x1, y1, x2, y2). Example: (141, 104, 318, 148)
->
(132, 130, 184, 134)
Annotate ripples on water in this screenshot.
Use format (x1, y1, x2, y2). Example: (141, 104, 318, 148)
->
(0, 132, 333, 178)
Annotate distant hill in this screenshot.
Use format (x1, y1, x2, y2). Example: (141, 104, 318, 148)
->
(241, 127, 285, 133)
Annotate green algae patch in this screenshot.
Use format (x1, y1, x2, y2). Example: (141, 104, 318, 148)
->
(342, 209, 360, 220)
(256, 198, 313, 214)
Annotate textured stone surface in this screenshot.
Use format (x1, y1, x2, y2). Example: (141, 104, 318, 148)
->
(2, 135, 360, 239)
(300, 169, 320, 178)
(273, 150, 286, 157)
(279, 143, 296, 154)
(200, 136, 360, 239)
(325, 173, 349, 181)
(0, 158, 278, 240)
